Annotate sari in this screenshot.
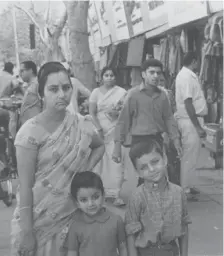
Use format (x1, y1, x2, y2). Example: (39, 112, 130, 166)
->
(91, 86, 127, 198)
(11, 112, 96, 255)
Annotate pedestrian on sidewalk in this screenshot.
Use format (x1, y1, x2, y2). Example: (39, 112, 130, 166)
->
(125, 139, 190, 256)
(11, 62, 105, 256)
(175, 52, 208, 198)
(61, 171, 128, 256)
(89, 67, 128, 207)
(112, 59, 182, 186)
(19, 61, 41, 126)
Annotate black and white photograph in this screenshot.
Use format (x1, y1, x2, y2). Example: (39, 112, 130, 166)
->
(0, 0, 223, 256)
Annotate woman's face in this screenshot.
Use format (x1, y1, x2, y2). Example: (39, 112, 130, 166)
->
(43, 71, 72, 111)
(102, 69, 115, 87)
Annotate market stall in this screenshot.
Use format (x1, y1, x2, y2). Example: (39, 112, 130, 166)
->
(200, 11, 223, 168)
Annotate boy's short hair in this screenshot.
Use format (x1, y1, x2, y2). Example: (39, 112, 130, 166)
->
(141, 59, 163, 72)
(129, 139, 164, 168)
(70, 171, 104, 200)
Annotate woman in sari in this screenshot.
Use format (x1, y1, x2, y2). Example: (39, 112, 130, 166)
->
(11, 62, 105, 256)
(89, 67, 127, 206)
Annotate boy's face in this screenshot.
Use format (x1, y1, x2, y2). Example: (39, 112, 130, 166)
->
(135, 150, 167, 183)
(141, 66, 162, 87)
(76, 187, 104, 216)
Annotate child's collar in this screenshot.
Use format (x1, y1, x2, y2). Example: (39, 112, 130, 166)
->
(73, 207, 110, 224)
(143, 176, 169, 192)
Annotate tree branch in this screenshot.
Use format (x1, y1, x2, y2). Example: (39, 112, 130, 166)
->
(44, 0, 51, 24)
(14, 4, 48, 46)
(53, 8, 68, 39)
(47, 27, 53, 37)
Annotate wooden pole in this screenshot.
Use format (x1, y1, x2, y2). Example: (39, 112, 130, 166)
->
(12, 5, 20, 69)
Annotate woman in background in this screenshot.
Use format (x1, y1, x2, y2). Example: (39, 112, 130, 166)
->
(89, 67, 127, 206)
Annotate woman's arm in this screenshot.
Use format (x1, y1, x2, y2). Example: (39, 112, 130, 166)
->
(127, 235, 138, 256)
(86, 132, 105, 171)
(119, 242, 128, 256)
(17, 146, 37, 231)
(89, 102, 102, 131)
(178, 225, 189, 256)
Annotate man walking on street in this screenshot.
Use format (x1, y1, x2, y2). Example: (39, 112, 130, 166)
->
(19, 61, 41, 126)
(175, 52, 208, 198)
(112, 59, 182, 185)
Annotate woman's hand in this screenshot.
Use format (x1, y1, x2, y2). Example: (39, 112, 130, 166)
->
(107, 109, 119, 120)
(112, 142, 122, 163)
(18, 230, 37, 256)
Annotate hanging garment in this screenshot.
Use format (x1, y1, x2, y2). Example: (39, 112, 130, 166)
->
(130, 67, 142, 87)
(159, 38, 168, 68)
(168, 36, 176, 76)
(180, 30, 188, 53)
(117, 42, 129, 68)
(99, 46, 108, 70)
(107, 44, 118, 67)
(175, 36, 183, 75)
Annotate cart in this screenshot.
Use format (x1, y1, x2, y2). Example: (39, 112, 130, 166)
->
(203, 123, 223, 169)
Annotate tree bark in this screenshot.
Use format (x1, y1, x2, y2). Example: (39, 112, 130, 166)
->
(66, 1, 96, 90)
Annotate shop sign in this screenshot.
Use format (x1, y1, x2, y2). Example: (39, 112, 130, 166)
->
(208, 0, 223, 13)
(168, 1, 208, 28)
(125, 1, 144, 36)
(94, 1, 111, 45)
(88, 1, 101, 47)
(111, 1, 130, 41)
(147, 0, 168, 30)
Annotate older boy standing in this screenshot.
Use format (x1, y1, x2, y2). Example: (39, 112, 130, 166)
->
(112, 59, 182, 185)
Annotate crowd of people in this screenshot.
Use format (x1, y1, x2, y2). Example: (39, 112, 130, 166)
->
(0, 51, 208, 256)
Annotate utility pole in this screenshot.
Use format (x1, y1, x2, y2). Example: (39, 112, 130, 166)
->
(12, 5, 20, 69)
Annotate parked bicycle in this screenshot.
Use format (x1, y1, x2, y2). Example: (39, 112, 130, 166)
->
(0, 96, 22, 207)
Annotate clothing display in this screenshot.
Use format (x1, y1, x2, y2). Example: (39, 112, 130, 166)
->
(130, 67, 142, 87)
(200, 11, 223, 123)
(99, 46, 108, 70)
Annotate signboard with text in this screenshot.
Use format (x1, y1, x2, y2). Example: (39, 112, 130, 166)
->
(208, 0, 223, 13)
(88, 1, 101, 47)
(126, 1, 144, 36)
(147, 0, 168, 30)
(95, 1, 111, 45)
(168, 1, 208, 28)
(112, 1, 130, 41)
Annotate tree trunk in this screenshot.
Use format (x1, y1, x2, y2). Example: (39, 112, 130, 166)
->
(66, 1, 96, 90)
(46, 36, 66, 62)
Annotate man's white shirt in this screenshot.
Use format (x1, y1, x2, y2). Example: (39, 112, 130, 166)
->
(175, 66, 207, 118)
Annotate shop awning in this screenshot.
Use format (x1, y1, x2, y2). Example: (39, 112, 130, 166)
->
(145, 23, 169, 39)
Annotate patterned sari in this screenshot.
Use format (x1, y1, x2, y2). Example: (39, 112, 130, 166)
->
(91, 86, 127, 198)
(11, 112, 96, 255)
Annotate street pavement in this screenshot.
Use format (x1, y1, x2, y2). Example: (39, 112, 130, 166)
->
(0, 148, 223, 256)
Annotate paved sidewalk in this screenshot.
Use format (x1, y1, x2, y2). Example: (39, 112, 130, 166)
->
(0, 148, 222, 256)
